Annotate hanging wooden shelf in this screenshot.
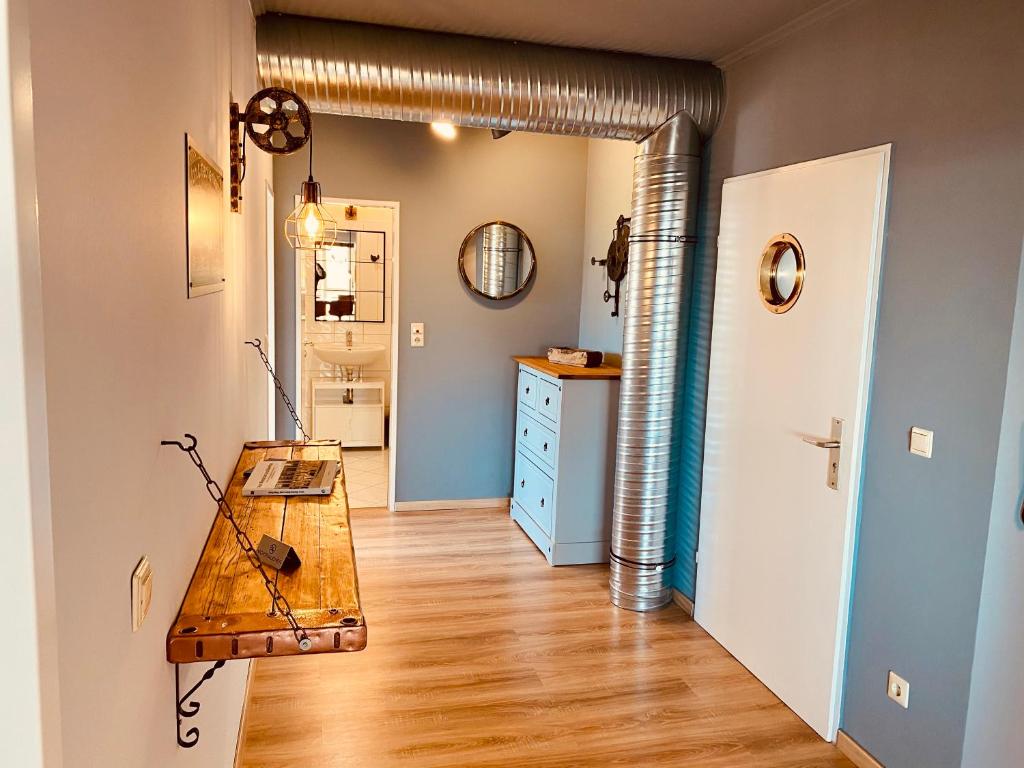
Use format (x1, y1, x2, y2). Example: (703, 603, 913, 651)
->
(167, 439, 366, 664)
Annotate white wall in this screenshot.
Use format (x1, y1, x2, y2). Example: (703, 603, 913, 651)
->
(29, 0, 270, 765)
(962, 236, 1024, 766)
(577, 138, 635, 363)
(0, 0, 62, 763)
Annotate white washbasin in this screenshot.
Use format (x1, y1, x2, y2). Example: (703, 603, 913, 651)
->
(313, 342, 385, 368)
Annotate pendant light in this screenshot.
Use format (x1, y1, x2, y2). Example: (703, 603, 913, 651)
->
(285, 132, 338, 251)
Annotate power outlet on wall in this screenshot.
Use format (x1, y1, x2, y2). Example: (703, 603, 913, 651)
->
(887, 670, 910, 709)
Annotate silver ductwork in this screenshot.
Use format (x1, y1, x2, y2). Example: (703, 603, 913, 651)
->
(256, 15, 722, 141)
(256, 15, 719, 612)
(610, 113, 701, 611)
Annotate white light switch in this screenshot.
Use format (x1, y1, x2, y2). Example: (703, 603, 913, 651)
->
(131, 556, 153, 632)
(410, 322, 424, 347)
(909, 427, 933, 458)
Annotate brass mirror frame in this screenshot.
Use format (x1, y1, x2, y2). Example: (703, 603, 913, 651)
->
(758, 233, 805, 314)
(458, 220, 537, 301)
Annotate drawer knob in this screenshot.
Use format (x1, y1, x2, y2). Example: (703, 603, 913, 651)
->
(523, 428, 528, 436)
(525, 386, 530, 394)
(520, 479, 525, 488)
(543, 442, 548, 451)
(540, 498, 545, 508)
(545, 397, 550, 406)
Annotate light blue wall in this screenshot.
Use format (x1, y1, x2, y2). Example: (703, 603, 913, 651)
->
(679, 0, 1024, 764)
(274, 116, 589, 502)
(962, 237, 1024, 767)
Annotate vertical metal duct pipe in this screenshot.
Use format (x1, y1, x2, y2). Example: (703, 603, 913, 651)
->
(255, 14, 720, 612)
(610, 113, 701, 611)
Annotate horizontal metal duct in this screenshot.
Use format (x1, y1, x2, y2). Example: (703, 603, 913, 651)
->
(256, 14, 723, 140)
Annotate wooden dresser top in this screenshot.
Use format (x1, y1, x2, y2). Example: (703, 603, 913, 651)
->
(513, 355, 622, 380)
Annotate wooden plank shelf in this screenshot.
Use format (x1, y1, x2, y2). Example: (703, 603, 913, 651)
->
(167, 439, 366, 663)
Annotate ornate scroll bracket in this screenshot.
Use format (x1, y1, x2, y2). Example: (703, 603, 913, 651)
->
(176, 660, 226, 749)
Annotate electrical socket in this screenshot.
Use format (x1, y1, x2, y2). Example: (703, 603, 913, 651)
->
(887, 670, 909, 709)
(410, 322, 424, 347)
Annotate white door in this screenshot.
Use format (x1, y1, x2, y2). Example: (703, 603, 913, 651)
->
(695, 146, 891, 739)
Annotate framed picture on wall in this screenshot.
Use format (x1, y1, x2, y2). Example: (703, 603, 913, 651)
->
(184, 135, 225, 297)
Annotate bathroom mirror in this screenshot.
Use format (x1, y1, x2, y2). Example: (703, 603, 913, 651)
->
(458, 221, 536, 300)
(314, 229, 386, 322)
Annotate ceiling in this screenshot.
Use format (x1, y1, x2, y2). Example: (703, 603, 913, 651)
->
(251, 0, 837, 63)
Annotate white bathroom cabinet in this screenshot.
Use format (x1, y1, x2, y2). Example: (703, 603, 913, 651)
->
(312, 379, 386, 448)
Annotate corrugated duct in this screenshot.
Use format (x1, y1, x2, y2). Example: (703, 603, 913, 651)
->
(257, 14, 722, 610)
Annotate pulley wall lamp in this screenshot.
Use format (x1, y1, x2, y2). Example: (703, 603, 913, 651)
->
(230, 87, 338, 250)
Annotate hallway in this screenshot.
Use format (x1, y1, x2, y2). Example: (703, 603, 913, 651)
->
(237, 508, 853, 767)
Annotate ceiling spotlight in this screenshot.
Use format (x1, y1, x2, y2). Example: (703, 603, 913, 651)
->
(430, 121, 458, 141)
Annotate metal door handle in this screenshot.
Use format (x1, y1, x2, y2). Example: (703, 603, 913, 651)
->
(545, 397, 550, 406)
(543, 442, 548, 451)
(803, 437, 841, 449)
(540, 498, 545, 508)
(525, 386, 530, 394)
(523, 428, 528, 436)
(520, 479, 525, 488)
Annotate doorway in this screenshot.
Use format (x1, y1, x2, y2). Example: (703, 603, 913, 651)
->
(695, 146, 891, 739)
(294, 198, 400, 510)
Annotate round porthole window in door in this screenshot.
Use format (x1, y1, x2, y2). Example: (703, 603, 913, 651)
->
(758, 233, 805, 314)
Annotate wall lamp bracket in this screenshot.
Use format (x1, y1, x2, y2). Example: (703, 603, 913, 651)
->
(230, 87, 313, 212)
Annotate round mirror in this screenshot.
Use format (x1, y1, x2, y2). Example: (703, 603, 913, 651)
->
(458, 221, 536, 300)
(759, 233, 805, 314)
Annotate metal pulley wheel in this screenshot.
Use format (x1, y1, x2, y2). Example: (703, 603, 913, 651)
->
(243, 87, 312, 154)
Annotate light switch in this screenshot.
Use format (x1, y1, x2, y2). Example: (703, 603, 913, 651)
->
(410, 322, 424, 348)
(131, 556, 153, 632)
(909, 427, 933, 458)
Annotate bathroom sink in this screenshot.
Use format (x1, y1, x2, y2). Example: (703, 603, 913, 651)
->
(312, 342, 386, 368)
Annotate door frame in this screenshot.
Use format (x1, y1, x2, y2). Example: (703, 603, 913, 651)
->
(293, 197, 401, 511)
(695, 144, 892, 739)
(265, 181, 275, 439)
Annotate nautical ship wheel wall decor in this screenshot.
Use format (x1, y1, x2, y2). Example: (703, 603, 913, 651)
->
(591, 214, 630, 317)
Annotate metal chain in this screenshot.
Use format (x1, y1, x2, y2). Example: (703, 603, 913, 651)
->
(161, 434, 311, 652)
(246, 338, 310, 441)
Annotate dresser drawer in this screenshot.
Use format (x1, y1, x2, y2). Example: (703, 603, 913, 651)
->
(518, 369, 538, 410)
(516, 409, 558, 470)
(512, 450, 554, 535)
(536, 378, 561, 424)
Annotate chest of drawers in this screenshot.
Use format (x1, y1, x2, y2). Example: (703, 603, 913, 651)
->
(510, 357, 621, 565)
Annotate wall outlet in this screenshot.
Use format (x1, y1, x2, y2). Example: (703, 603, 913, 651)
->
(131, 556, 153, 632)
(887, 670, 910, 708)
(410, 322, 424, 347)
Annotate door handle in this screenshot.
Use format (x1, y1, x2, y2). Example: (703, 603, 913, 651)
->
(802, 418, 844, 491)
(803, 437, 841, 449)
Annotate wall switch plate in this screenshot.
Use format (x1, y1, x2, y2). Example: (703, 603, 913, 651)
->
(909, 427, 933, 458)
(410, 322, 424, 347)
(131, 556, 153, 632)
(887, 670, 910, 708)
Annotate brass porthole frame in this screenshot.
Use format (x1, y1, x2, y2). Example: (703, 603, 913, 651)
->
(758, 233, 805, 314)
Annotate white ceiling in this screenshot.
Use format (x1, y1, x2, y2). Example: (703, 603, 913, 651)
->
(251, 0, 837, 63)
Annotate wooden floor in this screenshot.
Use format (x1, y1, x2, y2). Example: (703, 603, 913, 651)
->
(237, 507, 853, 768)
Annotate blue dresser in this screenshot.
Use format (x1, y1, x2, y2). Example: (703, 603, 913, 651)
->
(510, 357, 621, 565)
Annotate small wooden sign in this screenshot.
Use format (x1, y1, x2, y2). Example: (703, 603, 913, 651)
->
(256, 534, 301, 573)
